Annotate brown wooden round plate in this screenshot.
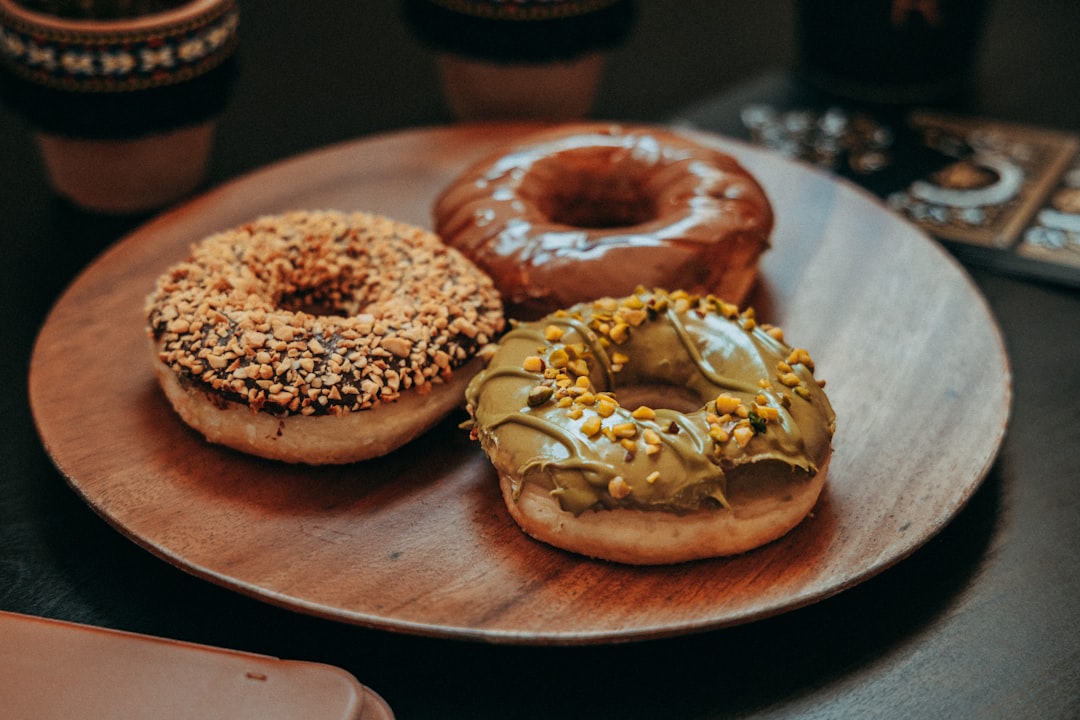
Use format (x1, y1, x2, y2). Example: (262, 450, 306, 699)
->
(29, 123, 1010, 644)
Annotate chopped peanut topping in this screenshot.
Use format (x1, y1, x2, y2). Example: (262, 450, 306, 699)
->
(593, 297, 619, 313)
(787, 348, 815, 370)
(548, 348, 569, 368)
(580, 416, 603, 437)
(609, 323, 630, 344)
(714, 393, 742, 414)
(522, 356, 544, 373)
(147, 210, 504, 416)
(596, 397, 618, 418)
(567, 359, 589, 376)
(779, 372, 802, 387)
(755, 404, 780, 421)
(733, 426, 755, 447)
(608, 476, 632, 499)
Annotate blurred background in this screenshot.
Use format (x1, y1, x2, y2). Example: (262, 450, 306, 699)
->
(4, 0, 1077, 198)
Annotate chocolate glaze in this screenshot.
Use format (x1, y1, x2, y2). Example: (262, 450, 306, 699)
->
(434, 123, 774, 319)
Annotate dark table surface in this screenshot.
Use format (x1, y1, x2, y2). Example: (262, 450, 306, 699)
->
(2, 1, 1078, 718)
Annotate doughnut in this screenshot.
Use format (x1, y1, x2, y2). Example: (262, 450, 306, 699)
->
(146, 209, 505, 465)
(464, 288, 835, 564)
(434, 123, 774, 319)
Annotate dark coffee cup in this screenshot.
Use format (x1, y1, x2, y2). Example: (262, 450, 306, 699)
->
(0, 0, 238, 213)
(795, 0, 989, 104)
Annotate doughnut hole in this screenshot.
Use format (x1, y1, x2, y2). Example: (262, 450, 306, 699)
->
(270, 263, 386, 318)
(276, 286, 354, 317)
(610, 384, 703, 415)
(520, 150, 658, 229)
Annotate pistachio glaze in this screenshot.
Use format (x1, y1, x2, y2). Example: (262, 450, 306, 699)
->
(465, 289, 835, 515)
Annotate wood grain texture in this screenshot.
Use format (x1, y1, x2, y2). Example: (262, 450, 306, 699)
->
(28, 123, 1010, 644)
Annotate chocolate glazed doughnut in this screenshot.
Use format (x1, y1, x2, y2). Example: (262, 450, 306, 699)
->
(434, 123, 774, 319)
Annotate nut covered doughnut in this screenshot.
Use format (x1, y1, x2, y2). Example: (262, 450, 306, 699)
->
(434, 123, 774, 319)
(465, 288, 835, 564)
(147, 209, 505, 465)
